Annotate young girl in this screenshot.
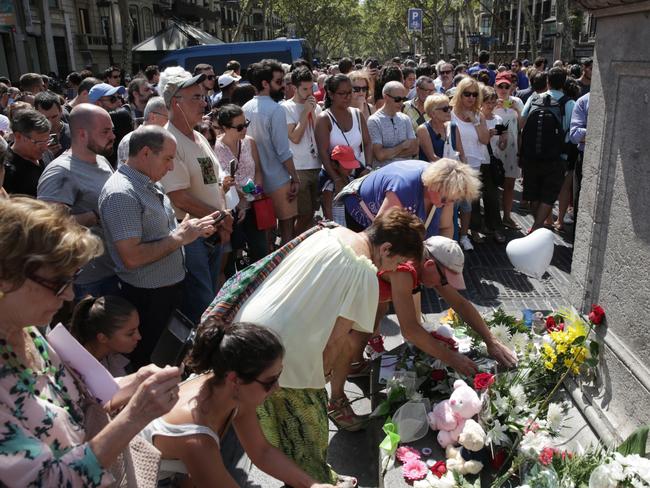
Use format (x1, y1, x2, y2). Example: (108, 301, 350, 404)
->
(70, 295, 140, 377)
(480, 86, 507, 243)
(140, 322, 339, 488)
(320, 145, 359, 226)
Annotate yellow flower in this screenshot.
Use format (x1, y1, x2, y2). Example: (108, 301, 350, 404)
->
(545, 361, 555, 370)
(556, 343, 568, 354)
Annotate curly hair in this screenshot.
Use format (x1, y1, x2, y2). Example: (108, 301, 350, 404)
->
(0, 197, 103, 291)
(365, 207, 425, 261)
(421, 158, 482, 202)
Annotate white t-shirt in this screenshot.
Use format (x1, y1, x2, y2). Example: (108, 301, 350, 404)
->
(451, 112, 487, 169)
(281, 99, 321, 170)
(160, 123, 226, 219)
(485, 114, 504, 159)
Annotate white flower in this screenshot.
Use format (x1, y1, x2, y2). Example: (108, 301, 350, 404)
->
(589, 462, 625, 488)
(429, 471, 456, 488)
(546, 403, 564, 432)
(491, 324, 512, 346)
(614, 453, 650, 482)
(519, 431, 552, 456)
(486, 419, 510, 446)
(510, 384, 527, 407)
(493, 391, 510, 416)
(511, 332, 530, 351)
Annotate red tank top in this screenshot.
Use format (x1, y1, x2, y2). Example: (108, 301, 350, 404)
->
(377, 261, 419, 302)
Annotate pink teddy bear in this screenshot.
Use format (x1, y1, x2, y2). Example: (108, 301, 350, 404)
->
(427, 379, 483, 448)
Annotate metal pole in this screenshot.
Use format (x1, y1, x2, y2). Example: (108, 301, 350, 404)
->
(514, 0, 522, 59)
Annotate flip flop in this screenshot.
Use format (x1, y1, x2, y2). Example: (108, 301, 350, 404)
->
(502, 218, 520, 230)
(336, 474, 358, 488)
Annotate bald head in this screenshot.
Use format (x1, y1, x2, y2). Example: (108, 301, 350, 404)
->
(69, 103, 112, 135)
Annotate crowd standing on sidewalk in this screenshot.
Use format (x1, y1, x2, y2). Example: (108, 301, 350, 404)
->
(0, 49, 591, 487)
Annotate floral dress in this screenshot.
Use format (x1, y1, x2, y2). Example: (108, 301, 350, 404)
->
(0, 327, 112, 487)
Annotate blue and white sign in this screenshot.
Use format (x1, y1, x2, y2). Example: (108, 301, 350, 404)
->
(407, 8, 423, 32)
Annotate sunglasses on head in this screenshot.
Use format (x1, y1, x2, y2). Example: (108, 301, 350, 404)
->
(253, 373, 281, 392)
(462, 91, 479, 98)
(27, 269, 81, 297)
(228, 119, 250, 132)
(387, 94, 407, 103)
(352, 86, 368, 93)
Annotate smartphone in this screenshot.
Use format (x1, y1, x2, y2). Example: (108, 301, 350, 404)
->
(213, 211, 228, 225)
(49, 133, 58, 145)
(229, 158, 237, 177)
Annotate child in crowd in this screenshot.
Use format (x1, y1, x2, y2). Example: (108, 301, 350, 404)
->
(320, 145, 359, 226)
(70, 295, 141, 377)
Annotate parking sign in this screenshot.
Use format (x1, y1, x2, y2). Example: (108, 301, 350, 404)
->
(408, 8, 423, 32)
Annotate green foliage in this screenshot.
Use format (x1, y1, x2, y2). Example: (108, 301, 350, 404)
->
(617, 425, 650, 457)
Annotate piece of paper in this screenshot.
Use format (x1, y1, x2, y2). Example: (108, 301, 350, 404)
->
(379, 354, 398, 385)
(47, 323, 119, 403)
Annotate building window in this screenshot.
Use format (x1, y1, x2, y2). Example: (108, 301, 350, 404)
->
(142, 7, 153, 38)
(129, 5, 141, 44)
(49, 0, 59, 8)
(78, 8, 91, 34)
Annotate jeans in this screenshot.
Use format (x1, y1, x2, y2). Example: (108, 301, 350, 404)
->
(181, 237, 223, 324)
(73, 274, 121, 301)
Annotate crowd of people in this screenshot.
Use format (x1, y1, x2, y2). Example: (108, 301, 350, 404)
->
(0, 49, 591, 486)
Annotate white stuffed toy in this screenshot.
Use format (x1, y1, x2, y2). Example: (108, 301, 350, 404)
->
(427, 379, 482, 448)
(445, 419, 488, 475)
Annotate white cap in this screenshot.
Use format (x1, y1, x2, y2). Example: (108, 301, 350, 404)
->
(218, 73, 239, 89)
(423, 236, 466, 289)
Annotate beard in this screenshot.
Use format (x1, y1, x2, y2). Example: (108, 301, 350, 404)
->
(88, 139, 114, 158)
(270, 87, 285, 102)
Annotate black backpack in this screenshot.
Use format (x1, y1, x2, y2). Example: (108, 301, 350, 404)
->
(521, 94, 570, 161)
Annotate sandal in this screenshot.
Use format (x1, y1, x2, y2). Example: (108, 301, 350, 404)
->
(327, 397, 368, 432)
(348, 359, 372, 378)
(502, 217, 520, 230)
(336, 474, 358, 487)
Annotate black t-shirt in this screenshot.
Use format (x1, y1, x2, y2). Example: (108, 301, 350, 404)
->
(108, 107, 134, 168)
(3, 148, 44, 196)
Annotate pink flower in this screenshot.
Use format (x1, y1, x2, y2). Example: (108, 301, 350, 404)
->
(396, 445, 421, 463)
(402, 459, 429, 481)
(524, 420, 540, 433)
(539, 447, 555, 466)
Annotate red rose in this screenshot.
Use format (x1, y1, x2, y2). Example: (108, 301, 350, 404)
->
(430, 460, 447, 478)
(490, 449, 507, 470)
(545, 315, 564, 332)
(588, 304, 605, 325)
(431, 369, 447, 381)
(539, 447, 555, 466)
(473, 372, 495, 390)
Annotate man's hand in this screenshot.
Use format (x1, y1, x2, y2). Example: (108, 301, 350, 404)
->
(173, 213, 218, 245)
(487, 339, 518, 368)
(288, 180, 300, 202)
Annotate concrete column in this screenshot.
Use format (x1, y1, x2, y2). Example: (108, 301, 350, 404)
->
(63, 12, 77, 72)
(40, 0, 58, 74)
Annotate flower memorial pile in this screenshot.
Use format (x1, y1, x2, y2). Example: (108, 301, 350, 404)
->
(378, 305, 650, 487)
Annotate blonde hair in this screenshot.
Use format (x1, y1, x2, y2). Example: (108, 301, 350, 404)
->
(424, 93, 450, 116)
(421, 158, 482, 202)
(0, 197, 103, 290)
(450, 77, 483, 114)
(348, 70, 371, 88)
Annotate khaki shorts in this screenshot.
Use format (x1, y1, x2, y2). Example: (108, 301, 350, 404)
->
(268, 181, 298, 221)
(296, 169, 322, 216)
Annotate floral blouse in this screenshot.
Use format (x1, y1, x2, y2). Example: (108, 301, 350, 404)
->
(214, 136, 257, 188)
(0, 327, 112, 487)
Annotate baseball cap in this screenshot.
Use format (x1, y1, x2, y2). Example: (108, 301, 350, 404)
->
(159, 69, 207, 106)
(423, 236, 466, 289)
(495, 71, 513, 87)
(88, 83, 126, 103)
(218, 73, 240, 89)
(330, 145, 360, 169)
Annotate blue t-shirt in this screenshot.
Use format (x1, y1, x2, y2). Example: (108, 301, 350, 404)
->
(344, 160, 442, 237)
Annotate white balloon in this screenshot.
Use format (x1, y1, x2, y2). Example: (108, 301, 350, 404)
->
(506, 228, 555, 279)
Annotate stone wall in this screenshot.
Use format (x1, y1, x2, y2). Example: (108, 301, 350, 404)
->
(570, 0, 650, 443)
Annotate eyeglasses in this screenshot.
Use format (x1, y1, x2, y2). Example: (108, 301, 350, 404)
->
(386, 94, 407, 103)
(435, 106, 452, 112)
(352, 86, 368, 93)
(253, 373, 281, 392)
(27, 269, 81, 297)
(23, 134, 51, 146)
(440, 70, 453, 75)
(496, 84, 511, 89)
(101, 95, 119, 103)
(227, 119, 250, 132)
(462, 91, 479, 98)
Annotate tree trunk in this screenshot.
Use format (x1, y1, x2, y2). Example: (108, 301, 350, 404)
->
(521, 0, 538, 60)
(555, 0, 574, 61)
(118, 0, 132, 74)
(233, 0, 255, 42)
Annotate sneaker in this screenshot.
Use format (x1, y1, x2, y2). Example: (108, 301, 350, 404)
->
(328, 397, 369, 432)
(459, 235, 474, 251)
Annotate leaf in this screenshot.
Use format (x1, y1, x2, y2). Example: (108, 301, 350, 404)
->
(616, 424, 649, 456)
(589, 340, 600, 358)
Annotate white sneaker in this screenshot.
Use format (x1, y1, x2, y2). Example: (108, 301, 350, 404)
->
(459, 235, 474, 251)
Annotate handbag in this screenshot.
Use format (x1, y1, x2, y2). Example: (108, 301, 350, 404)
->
(443, 122, 461, 161)
(486, 142, 506, 188)
(67, 365, 162, 487)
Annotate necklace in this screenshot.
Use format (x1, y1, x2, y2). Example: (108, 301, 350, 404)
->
(0, 327, 82, 422)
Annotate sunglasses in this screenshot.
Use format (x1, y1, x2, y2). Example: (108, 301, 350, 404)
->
(387, 94, 407, 103)
(228, 119, 250, 132)
(101, 95, 119, 103)
(206, 75, 215, 80)
(462, 91, 479, 98)
(27, 269, 81, 297)
(435, 106, 452, 112)
(253, 373, 281, 392)
(434, 261, 449, 287)
(496, 84, 511, 89)
(352, 86, 369, 93)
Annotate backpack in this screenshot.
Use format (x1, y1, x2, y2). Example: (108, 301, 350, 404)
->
(521, 94, 570, 161)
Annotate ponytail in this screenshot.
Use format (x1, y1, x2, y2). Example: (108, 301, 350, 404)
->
(70, 295, 137, 346)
